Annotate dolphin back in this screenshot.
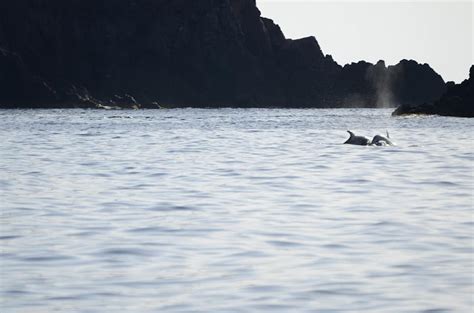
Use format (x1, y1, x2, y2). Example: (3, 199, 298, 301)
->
(371, 134, 395, 146)
(344, 130, 371, 145)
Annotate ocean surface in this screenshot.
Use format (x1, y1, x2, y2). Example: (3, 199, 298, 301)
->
(0, 109, 472, 313)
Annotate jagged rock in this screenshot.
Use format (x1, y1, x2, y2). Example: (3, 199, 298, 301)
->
(393, 65, 473, 117)
(333, 59, 445, 108)
(434, 65, 473, 117)
(392, 102, 437, 116)
(389, 60, 446, 106)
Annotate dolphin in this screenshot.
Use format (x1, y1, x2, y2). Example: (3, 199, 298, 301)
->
(371, 131, 395, 146)
(344, 130, 371, 145)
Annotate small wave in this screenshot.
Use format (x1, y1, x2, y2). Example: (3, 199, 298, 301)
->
(147, 205, 196, 212)
(99, 248, 152, 257)
(77, 133, 100, 137)
(421, 309, 450, 313)
(107, 116, 132, 119)
(266, 240, 303, 248)
(4, 289, 35, 295)
(0, 235, 21, 240)
(128, 226, 167, 233)
(20, 255, 74, 262)
(47, 295, 84, 301)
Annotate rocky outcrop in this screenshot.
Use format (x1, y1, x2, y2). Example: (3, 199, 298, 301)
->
(333, 59, 446, 108)
(393, 65, 473, 117)
(0, 0, 448, 109)
(389, 60, 446, 106)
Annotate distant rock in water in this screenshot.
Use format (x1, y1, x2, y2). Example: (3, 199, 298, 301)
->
(0, 0, 447, 109)
(393, 65, 473, 118)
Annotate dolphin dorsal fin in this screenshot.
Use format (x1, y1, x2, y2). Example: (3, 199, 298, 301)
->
(347, 130, 354, 137)
(386, 130, 390, 138)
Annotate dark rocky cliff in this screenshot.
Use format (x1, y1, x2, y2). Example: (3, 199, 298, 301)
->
(393, 65, 473, 117)
(0, 0, 446, 109)
(333, 59, 446, 108)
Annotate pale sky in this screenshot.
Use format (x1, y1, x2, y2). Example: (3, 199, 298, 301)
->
(258, 0, 473, 83)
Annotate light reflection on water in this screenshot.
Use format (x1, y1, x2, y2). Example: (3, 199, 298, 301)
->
(0, 109, 473, 312)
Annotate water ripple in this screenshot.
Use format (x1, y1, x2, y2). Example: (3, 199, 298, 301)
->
(0, 108, 472, 313)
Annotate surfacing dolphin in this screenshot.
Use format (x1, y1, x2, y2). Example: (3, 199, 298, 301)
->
(371, 131, 395, 146)
(344, 130, 396, 146)
(344, 130, 371, 145)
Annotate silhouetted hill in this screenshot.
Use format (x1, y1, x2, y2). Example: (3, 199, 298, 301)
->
(0, 0, 446, 109)
(393, 65, 474, 117)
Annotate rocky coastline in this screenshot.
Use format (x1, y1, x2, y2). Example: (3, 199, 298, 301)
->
(0, 0, 453, 111)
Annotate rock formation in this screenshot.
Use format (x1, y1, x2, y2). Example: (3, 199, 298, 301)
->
(0, 0, 447, 109)
(393, 65, 473, 117)
(333, 59, 446, 108)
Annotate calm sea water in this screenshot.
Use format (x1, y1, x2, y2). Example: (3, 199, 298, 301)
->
(0, 109, 472, 313)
